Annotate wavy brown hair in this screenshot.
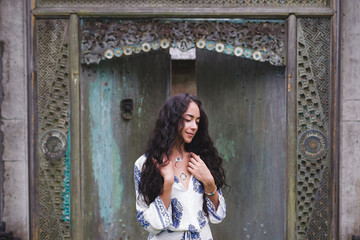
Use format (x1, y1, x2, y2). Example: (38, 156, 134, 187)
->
(138, 93, 226, 214)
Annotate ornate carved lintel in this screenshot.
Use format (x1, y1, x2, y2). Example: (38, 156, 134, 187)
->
(81, 19, 286, 66)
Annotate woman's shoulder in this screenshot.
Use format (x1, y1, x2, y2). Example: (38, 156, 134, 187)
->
(134, 154, 147, 168)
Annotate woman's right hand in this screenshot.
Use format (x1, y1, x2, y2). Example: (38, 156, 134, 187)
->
(153, 157, 174, 209)
(154, 158, 174, 185)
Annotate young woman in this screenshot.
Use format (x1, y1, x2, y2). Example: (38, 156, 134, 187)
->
(134, 93, 227, 240)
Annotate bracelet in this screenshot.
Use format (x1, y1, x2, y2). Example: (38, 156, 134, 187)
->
(204, 187, 217, 196)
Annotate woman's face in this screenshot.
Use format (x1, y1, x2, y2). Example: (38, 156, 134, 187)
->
(180, 101, 200, 144)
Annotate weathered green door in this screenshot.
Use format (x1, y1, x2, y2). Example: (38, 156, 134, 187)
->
(197, 49, 286, 239)
(78, 18, 287, 239)
(80, 50, 286, 239)
(80, 52, 170, 239)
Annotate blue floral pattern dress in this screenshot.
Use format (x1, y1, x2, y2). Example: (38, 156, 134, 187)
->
(134, 155, 226, 240)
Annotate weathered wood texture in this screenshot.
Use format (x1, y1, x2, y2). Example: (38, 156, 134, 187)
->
(197, 49, 286, 239)
(36, 0, 328, 7)
(69, 14, 82, 240)
(286, 14, 297, 240)
(329, 1, 340, 240)
(32, 6, 334, 17)
(80, 52, 170, 239)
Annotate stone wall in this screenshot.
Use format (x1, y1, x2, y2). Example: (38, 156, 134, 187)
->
(340, 0, 360, 239)
(0, 0, 359, 239)
(0, 0, 29, 239)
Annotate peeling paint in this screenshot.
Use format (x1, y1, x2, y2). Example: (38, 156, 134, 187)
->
(215, 133, 236, 162)
(89, 70, 123, 234)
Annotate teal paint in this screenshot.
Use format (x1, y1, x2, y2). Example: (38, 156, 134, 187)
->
(62, 129, 71, 223)
(89, 70, 123, 232)
(137, 96, 144, 115)
(215, 133, 236, 163)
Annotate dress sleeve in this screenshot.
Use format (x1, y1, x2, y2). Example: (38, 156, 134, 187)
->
(206, 189, 226, 224)
(134, 155, 173, 234)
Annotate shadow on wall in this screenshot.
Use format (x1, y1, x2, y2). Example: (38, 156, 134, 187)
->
(0, 222, 20, 240)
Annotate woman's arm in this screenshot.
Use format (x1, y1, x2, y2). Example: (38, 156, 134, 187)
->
(188, 152, 220, 209)
(187, 152, 226, 223)
(134, 156, 173, 234)
(204, 182, 219, 210)
(157, 159, 174, 209)
(205, 189, 226, 224)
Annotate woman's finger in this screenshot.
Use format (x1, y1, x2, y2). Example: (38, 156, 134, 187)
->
(188, 161, 195, 169)
(190, 152, 203, 163)
(189, 157, 197, 165)
(189, 152, 198, 159)
(152, 158, 160, 168)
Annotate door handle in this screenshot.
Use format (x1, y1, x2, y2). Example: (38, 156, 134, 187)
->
(120, 98, 134, 120)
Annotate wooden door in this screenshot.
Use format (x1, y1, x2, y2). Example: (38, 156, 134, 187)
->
(197, 49, 286, 239)
(34, 15, 333, 240)
(80, 52, 170, 239)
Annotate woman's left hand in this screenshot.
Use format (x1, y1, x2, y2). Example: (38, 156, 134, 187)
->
(188, 152, 219, 210)
(188, 152, 215, 189)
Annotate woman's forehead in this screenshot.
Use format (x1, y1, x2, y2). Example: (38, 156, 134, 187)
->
(184, 101, 200, 118)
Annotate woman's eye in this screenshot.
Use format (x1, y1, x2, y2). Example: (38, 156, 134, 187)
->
(185, 119, 191, 122)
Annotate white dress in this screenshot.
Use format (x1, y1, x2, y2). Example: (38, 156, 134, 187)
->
(134, 155, 226, 240)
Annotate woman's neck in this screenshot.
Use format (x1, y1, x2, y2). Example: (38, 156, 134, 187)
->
(171, 142, 185, 158)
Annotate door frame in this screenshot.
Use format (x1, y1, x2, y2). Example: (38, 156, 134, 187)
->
(29, 1, 340, 239)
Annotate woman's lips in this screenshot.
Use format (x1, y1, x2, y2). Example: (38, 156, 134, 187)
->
(186, 132, 195, 137)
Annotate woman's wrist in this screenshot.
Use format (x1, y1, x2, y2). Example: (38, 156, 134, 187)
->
(163, 177, 174, 189)
(205, 184, 217, 195)
(204, 184, 217, 195)
(203, 175, 215, 189)
(204, 179, 216, 194)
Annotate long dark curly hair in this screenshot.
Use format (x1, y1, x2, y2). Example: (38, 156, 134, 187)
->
(138, 93, 226, 214)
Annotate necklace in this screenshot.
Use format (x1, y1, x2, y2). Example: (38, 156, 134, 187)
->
(179, 171, 188, 181)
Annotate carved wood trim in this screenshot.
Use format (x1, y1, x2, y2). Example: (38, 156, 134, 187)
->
(81, 19, 286, 66)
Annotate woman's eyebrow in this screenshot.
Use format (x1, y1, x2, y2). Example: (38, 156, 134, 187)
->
(185, 113, 200, 119)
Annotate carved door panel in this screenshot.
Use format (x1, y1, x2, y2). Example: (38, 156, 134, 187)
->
(80, 53, 170, 239)
(197, 49, 286, 239)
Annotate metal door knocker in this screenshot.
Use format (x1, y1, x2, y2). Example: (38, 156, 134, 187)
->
(120, 98, 134, 120)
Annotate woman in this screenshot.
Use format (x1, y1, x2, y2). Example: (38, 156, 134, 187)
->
(134, 93, 227, 240)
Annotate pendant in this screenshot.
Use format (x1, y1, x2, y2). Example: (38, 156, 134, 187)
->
(179, 171, 188, 181)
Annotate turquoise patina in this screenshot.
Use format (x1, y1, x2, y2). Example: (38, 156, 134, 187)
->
(215, 133, 236, 163)
(62, 130, 71, 223)
(89, 70, 123, 233)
